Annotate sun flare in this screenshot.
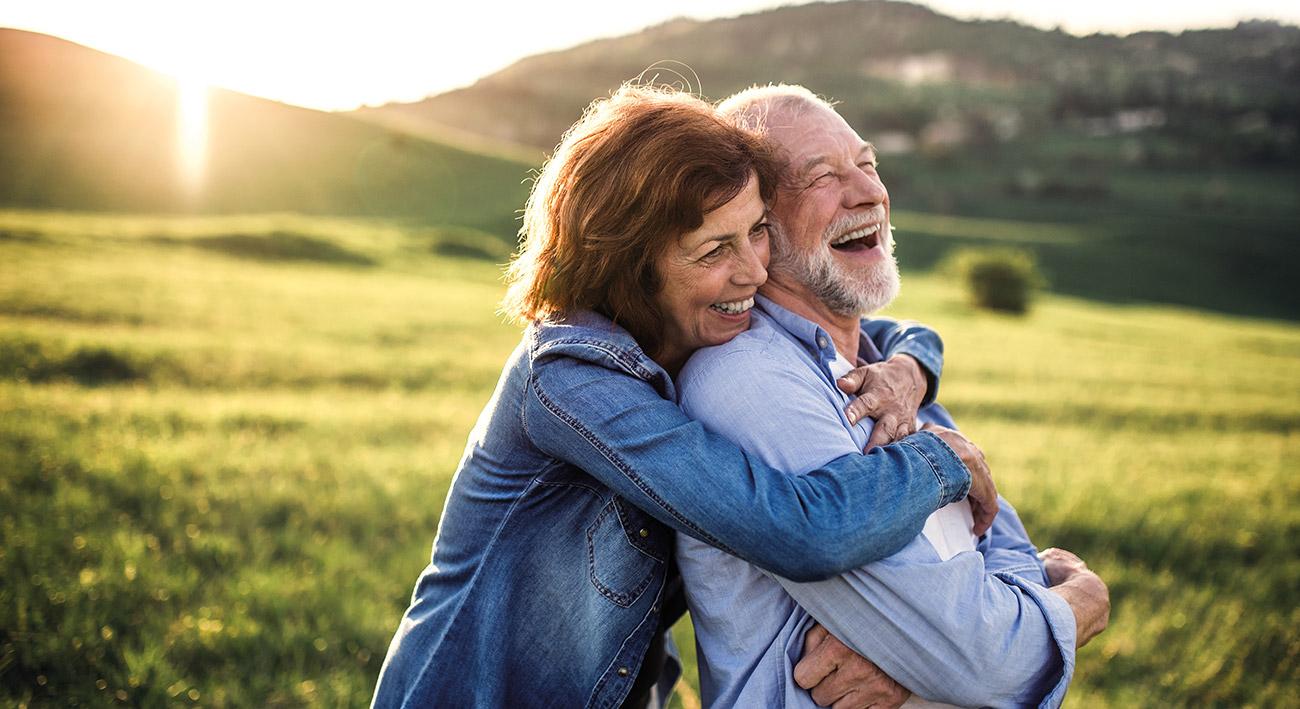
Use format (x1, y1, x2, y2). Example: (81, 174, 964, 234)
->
(176, 75, 209, 200)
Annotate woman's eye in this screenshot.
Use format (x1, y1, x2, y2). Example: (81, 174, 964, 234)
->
(701, 244, 725, 261)
(751, 222, 771, 237)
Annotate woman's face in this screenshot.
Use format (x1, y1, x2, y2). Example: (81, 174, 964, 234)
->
(652, 174, 770, 373)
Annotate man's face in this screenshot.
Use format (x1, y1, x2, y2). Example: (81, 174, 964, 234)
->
(765, 103, 900, 317)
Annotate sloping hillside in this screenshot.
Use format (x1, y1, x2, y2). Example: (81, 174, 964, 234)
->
(351, 1, 1300, 322)
(0, 29, 533, 240)
(355, 0, 1300, 165)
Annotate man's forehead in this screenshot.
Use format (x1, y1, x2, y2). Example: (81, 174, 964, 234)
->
(767, 106, 870, 170)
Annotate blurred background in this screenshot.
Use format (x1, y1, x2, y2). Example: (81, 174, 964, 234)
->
(1, 1, 1297, 706)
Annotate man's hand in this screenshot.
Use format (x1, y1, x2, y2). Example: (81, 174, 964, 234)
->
(1040, 548, 1110, 648)
(794, 623, 911, 709)
(919, 422, 997, 536)
(837, 354, 927, 449)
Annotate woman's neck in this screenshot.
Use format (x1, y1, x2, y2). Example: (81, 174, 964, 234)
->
(652, 346, 689, 379)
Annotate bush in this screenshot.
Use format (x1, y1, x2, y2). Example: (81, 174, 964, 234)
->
(0, 339, 149, 385)
(946, 247, 1047, 314)
(425, 226, 512, 262)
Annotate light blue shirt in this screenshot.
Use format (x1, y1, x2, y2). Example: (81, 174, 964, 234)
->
(675, 297, 1077, 709)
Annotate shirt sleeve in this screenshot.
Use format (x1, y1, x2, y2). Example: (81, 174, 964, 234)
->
(979, 495, 1053, 585)
(523, 351, 970, 582)
(676, 341, 1075, 708)
(862, 316, 944, 405)
(773, 544, 1075, 708)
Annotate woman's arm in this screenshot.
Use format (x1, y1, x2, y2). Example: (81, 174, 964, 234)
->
(524, 355, 972, 582)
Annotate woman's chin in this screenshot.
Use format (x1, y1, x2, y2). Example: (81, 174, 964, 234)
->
(706, 310, 753, 345)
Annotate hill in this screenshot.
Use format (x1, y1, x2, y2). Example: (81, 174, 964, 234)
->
(0, 29, 533, 241)
(356, 1, 1300, 166)
(353, 1, 1300, 321)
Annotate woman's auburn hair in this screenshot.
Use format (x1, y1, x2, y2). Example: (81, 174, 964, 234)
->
(501, 83, 780, 355)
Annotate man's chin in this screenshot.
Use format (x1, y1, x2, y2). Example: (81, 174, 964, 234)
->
(840, 262, 900, 317)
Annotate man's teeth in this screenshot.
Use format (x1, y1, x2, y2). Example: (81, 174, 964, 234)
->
(830, 223, 881, 246)
(711, 297, 754, 315)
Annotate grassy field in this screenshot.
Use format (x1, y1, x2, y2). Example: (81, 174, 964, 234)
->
(1, 209, 1297, 707)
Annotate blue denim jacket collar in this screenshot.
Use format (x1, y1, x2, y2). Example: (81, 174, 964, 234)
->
(533, 310, 677, 400)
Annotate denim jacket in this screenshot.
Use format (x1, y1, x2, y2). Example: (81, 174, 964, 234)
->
(371, 310, 971, 709)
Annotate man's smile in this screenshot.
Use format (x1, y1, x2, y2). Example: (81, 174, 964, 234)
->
(830, 222, 882, 252)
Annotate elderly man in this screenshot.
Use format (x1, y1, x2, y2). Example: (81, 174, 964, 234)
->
(675, 85, 1110, 709)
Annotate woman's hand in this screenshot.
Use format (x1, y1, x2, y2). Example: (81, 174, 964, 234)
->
(837, 354, 927, 450)
(1040, 548, 1110, 648)
(919, 422, 998, 536)
(794, 623, 911, 709)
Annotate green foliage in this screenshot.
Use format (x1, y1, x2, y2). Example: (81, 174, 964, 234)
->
(344, 3, 1300, 323)
(2, 210, 1299, 707)
(393, 3, 1300, 167)
(945, 247, 1047, 314)
(424, 225, 515, 263)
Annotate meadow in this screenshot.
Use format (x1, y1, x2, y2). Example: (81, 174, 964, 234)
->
(1, 208, 1297, 707)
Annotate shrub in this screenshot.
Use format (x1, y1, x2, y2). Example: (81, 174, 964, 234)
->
(0, 339, 149, 385)
(425, 226, 512, 262)
(946, 247, 1047, 314)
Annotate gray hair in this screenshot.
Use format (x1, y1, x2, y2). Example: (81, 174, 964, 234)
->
(717, 84, 837, 138)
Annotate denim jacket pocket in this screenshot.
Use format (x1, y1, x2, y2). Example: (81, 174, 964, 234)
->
(587, 496, 666, 607)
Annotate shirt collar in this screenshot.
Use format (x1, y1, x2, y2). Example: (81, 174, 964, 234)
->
(754, 295, 884, 369)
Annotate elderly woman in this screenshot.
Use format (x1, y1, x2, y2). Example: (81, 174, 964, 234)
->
(370, 85, 985, 708)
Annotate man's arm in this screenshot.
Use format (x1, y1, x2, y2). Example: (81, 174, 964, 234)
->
(979, 495, 1054, 583)
(678, 345, 1075, 708)
(774, 534, 1075, 707)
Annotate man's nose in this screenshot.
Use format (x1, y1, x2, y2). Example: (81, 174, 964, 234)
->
(843, 167, 887, 209)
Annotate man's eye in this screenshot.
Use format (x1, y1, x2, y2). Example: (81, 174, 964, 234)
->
(807, 173, 834, 188)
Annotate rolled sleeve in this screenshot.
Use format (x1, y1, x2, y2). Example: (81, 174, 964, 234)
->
(774, 541, 1077, 708)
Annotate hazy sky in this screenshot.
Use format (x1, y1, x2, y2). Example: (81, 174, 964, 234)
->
(4, 0, 1298, 111)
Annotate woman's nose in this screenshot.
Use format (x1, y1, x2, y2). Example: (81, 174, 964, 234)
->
(733, 238, 768, 286)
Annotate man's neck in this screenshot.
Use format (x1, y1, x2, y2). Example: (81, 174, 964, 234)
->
(761, 277, 861, 362)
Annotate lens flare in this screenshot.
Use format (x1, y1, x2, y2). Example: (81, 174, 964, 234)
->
(176, 75, 208, 202)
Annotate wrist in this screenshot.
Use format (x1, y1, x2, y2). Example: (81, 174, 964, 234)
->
(1052, 571, 1110, 648)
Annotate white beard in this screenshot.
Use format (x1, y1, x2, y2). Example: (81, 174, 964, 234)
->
(771, 216, 900, 318)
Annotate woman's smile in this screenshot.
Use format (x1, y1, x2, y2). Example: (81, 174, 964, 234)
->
(651, 174, 770, 374)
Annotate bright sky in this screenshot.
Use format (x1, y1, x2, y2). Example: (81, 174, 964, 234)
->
(4, 0, 1298, 111)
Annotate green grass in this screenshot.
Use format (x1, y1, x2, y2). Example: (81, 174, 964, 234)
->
(2, 210, 1298, 707)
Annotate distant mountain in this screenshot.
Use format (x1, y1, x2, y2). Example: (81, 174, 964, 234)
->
(354, 0, 1300, 166)
(0, 29, 533, 239)
(351, 0, 1300, 322)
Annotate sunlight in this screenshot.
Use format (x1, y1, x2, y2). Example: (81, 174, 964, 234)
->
(176, 74, 208, 201)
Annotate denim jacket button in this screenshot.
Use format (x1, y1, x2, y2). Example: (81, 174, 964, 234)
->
(638, 528, 649, 538)
(618, 667, 629, 676)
